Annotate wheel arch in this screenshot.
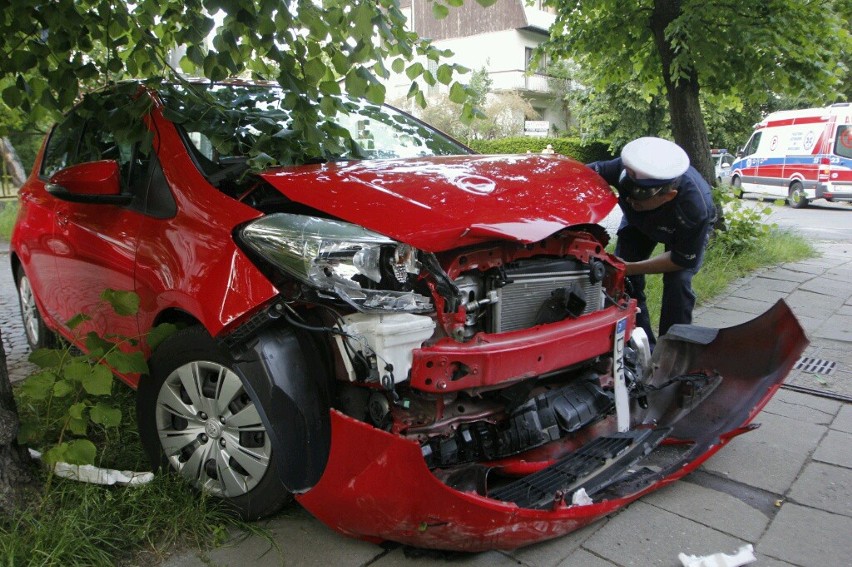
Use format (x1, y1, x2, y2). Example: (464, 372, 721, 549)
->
(230, 324, 334, 493)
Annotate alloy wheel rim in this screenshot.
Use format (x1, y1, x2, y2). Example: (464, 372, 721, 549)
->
(18, 276, 40, 346)
(155, 360, 271, 497)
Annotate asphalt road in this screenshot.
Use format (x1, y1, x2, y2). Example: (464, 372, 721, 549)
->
(602, 195, 852, 243)
(745, 195, 852, 241)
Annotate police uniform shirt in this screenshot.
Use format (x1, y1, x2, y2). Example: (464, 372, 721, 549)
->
(588, 157, 716, 269)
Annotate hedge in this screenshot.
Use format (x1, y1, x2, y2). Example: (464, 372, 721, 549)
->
(468, 137, 613, 164)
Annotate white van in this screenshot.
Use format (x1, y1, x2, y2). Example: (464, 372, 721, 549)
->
(730, 103, 852, 208)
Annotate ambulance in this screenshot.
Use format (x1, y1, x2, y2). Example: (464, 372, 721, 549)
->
(730, 103, 852, 208)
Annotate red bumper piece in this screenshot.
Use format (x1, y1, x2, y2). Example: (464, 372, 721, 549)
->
(296, 300, 807, 551)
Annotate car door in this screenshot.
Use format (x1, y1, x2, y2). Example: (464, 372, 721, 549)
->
(736, 132, 763, 193)
(16, 115, 85, 326)
(50, 99, 148, 344)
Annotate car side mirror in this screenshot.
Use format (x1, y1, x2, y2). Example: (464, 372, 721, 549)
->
(736, 150, 744, 158)
(46, 160, 132, 205)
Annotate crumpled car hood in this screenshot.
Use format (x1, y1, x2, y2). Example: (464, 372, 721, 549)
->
(259, 154, 616, 252)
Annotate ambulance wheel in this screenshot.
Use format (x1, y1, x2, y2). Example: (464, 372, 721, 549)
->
(731, 176, 743, 199)
(788, 182, 808, 209)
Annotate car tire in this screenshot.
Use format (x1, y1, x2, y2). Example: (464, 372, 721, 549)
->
(731, 176, 744, 199)
(137, 325, 292, 520)
(788, 181, 808, 209)
(15, 266, 56, 351)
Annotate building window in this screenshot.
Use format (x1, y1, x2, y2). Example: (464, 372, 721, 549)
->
(525, 48, 547, 74)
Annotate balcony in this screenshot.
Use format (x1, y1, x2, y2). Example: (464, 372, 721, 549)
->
(489, 70, 553, 94)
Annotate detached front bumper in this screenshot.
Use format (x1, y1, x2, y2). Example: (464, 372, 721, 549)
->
(296, 301, 807, 551)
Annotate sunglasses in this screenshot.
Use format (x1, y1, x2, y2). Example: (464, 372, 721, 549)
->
(618, 171, 672, 201)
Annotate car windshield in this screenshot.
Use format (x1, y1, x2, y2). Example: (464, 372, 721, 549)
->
(159, 84, 470, 180)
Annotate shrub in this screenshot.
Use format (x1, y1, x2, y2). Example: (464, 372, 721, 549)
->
(468, 137, 613, 163)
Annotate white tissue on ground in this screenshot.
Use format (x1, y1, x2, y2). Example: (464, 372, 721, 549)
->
(29, 448, 154, 486)
(678, 544, 756, 567)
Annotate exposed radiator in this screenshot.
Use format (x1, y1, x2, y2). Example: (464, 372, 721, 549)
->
(491, 269, 602, 333)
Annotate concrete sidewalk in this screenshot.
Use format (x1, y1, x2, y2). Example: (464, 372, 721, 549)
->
(2, 239, 850, 566)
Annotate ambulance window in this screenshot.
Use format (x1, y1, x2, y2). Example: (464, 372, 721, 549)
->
(743, 132, 762, 156)
(835, 125, 852, 159)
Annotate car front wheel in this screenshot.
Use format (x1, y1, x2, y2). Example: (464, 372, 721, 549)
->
(138, 326, 291, 520)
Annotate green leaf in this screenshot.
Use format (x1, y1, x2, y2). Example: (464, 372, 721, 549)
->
(405, 62, 424, 80)
(29, 349, 64, 368)
(82, 364, 114, 395)
(146, 323, 178, 351)
(436, 64, 453, 85)
(19, 371, 55, 400)
(64, 439, 98, 466)
(90, 403, 122, 427)
(63, 361, 93, 382)
(85, 333, 114, 359)
(69, 402, 88, 420)
(432, 3, 449, 20)
(105, 350, 148, 375)
(304, 57, 327, 82)
(52, 379, 74, 398)
(69, 415, 88, 435)
(66, 313, 92, 330)
(449, 82, 468, 104)
(391, 58, 405, 73)
(100, 289, 140, 316)
(2, 86, 22, 108)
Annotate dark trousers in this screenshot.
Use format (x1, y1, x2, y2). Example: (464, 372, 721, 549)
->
(615, 224, 698, 347)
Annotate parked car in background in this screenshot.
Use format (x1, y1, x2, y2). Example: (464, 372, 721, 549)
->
(730, 103, 852, 208)
(10, 81, 807, 551)
(712, 149, 734, 185)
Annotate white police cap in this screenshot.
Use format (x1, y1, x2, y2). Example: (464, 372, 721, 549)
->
(621, 137, 689, 188)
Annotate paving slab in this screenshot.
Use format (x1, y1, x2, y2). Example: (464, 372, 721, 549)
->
(758, 267, 815, 284)
(787, 462, 852, 518)
(507, 520, 604, 567)
(711, 296, 777, 315)
(701, 411, 826, 494)
(812, 314, 852, 342)
(811, 429, 852, 468)
(798, 277, 852, 298)
(556, 549, 617, 567)
(164, 506, 383, 567)
(831, 404, 852, 433)
(762, 388, 840, 426)
(582, 501, 745, 567)
(782, 290, 840, 320)
(758, 504, 852, 566)
(641, 479, 770, 542)
(746, 276, 801, 294)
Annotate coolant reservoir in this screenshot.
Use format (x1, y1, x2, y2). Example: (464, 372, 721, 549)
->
(342, 313, 436, 384)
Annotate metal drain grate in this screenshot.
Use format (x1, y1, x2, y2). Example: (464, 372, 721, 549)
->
(794, 357, 836, 376)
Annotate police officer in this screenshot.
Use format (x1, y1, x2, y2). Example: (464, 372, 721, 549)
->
(588, 137, 716, 348)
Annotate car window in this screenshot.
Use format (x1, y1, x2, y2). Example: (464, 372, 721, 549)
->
(835, 125, 852, 159)
(41, 114, 84, 178)
(161, 85, 470, 174)
(720, 154, 734, 167)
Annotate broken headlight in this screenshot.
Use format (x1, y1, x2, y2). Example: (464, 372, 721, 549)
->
(239, 213, 432, 312)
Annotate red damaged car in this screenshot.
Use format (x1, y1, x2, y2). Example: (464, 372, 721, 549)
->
(11, 82, 807, 551)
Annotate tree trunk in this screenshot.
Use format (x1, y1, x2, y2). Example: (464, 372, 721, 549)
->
(651, 0, 724, 229)
(0, 327, 37, 517)
(0, 137, 28, 188)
